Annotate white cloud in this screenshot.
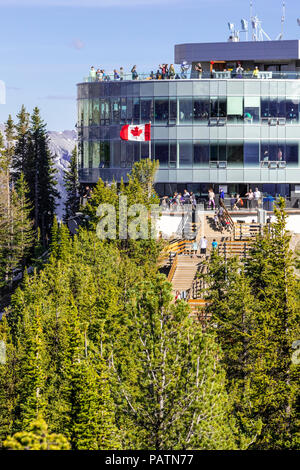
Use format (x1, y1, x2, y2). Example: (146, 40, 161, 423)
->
(70, 38, 85, 50)
(0, 0, 179, 6)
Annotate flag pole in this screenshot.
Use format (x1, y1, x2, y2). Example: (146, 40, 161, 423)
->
(149, 121, 151, 160)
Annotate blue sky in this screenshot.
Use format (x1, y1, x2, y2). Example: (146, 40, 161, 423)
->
(0, 0, 299, 130)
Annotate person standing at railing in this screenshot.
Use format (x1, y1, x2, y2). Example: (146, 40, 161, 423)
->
(96, 69, 102, 81)
(252, 66, 259, 78)
(236, 63, 244, 79)
(180, 61, 189, 79)
(254, 187, 261, 208)
(131, 65, 138, 80)
(190, 192, 197, 209)
(114, 69, 120, 80)
(119, 67, 124, 80)
(246, 188, 254, 209)
(89, 66, 96, 81)
(208, 188, 215, 210)
(169, 64, 175, 79)
(194, 62, 203, 79)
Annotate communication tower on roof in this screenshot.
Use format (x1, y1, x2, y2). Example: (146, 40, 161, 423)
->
(228, 1, 287, 42)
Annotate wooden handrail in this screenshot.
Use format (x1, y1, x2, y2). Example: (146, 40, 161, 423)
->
(166, 239, 194, 282)
(220, 199, 234, 229)
(167, 253, 178, 282)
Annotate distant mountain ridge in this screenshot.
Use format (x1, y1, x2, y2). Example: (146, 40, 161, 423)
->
(0, 124, 77, 219)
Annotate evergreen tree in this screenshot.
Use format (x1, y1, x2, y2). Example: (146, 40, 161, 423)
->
(113, 273, 238, 450)
(63, 146, 80, 220)
(25, 107, 59, 245)
(12, 105, 30, 182)
(3, 417, 70, 450)
(16, 306, 48, 429)
(246, 199, 300, 449)
(62, 303, 120, 450)
(11, 173, 34, 272)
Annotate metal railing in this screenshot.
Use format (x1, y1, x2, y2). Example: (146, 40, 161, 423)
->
(82, 70, 300, 83)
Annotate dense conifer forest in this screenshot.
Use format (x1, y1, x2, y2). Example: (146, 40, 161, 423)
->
(0, 107, 299, 450)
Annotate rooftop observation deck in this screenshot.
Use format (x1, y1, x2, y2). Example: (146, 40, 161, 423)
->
(81, 70, 300, 83)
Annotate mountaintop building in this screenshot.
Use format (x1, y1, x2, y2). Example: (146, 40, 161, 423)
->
(77, 38, 300, 207)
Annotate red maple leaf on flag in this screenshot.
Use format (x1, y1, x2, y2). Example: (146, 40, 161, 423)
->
(130, 126, 143, 137)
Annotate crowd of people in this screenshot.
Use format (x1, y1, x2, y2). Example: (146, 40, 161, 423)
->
(89, 63, 263, 82)
(160, 190, 197, 210)
(160, 186, 263, 212)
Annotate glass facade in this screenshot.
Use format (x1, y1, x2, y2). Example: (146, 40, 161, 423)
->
(77, 79, 300, 187)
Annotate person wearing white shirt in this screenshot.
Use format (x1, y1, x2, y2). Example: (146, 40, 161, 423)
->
(254, 187, 261, 208)
(200, 236, 208, 255)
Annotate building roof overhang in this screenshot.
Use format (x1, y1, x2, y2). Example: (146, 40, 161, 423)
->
(174, 40, 300, 64)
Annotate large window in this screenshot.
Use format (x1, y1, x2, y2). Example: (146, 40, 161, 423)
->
(100, 141, 110, 168)
(261, 142, 286, 162)
(179, 141, 193, 167)
(286, 99, 299, 123)
(227, 97, 244, 123)
(210, 141, 226, 163)
(244, 142, 259, 167)
(120, 97, 127, 124)
(141, 98, 153, 123)
(155, 141, 169, 168)
(169, 98, 177, 124)
(100, 99, 110, 125)
(194, 98, 209, 124)
(227, 142, 243, 167)
(244, 97, 260, 123)
(286, 143, 298, 167)
(194, 141, 209, 167)
(83, 100, 89, 127)
(111, 98, 120, 124)
(155, 98, 169, 124)
(169, 142, 177, 168)
(179, 98, 193, 124)
(210, 97, 226, 117)
(89, 141, 100, 167)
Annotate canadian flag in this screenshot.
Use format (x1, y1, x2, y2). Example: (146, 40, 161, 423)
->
(120, 123, 151, 142)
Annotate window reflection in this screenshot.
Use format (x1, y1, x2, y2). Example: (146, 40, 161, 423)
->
(179, 141, 193, 167)
(194, 141, 209, 167)
(155, 98, 169, 124)
(179, 99, 193, 124)
(194, 98, 209, 124)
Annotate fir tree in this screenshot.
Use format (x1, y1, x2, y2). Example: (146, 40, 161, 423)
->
(3, 417, 70, 450)
(63, 146, 80, 221)
(12, 105, 30, 182)
(25, 107, 59, 246)
(246, 198, 300, 449)
(113, 273, 238, 450)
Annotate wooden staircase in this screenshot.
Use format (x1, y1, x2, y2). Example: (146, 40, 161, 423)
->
(171, 256, 200, 295)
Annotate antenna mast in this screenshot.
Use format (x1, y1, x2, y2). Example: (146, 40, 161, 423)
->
(281, 1, 286, 39)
